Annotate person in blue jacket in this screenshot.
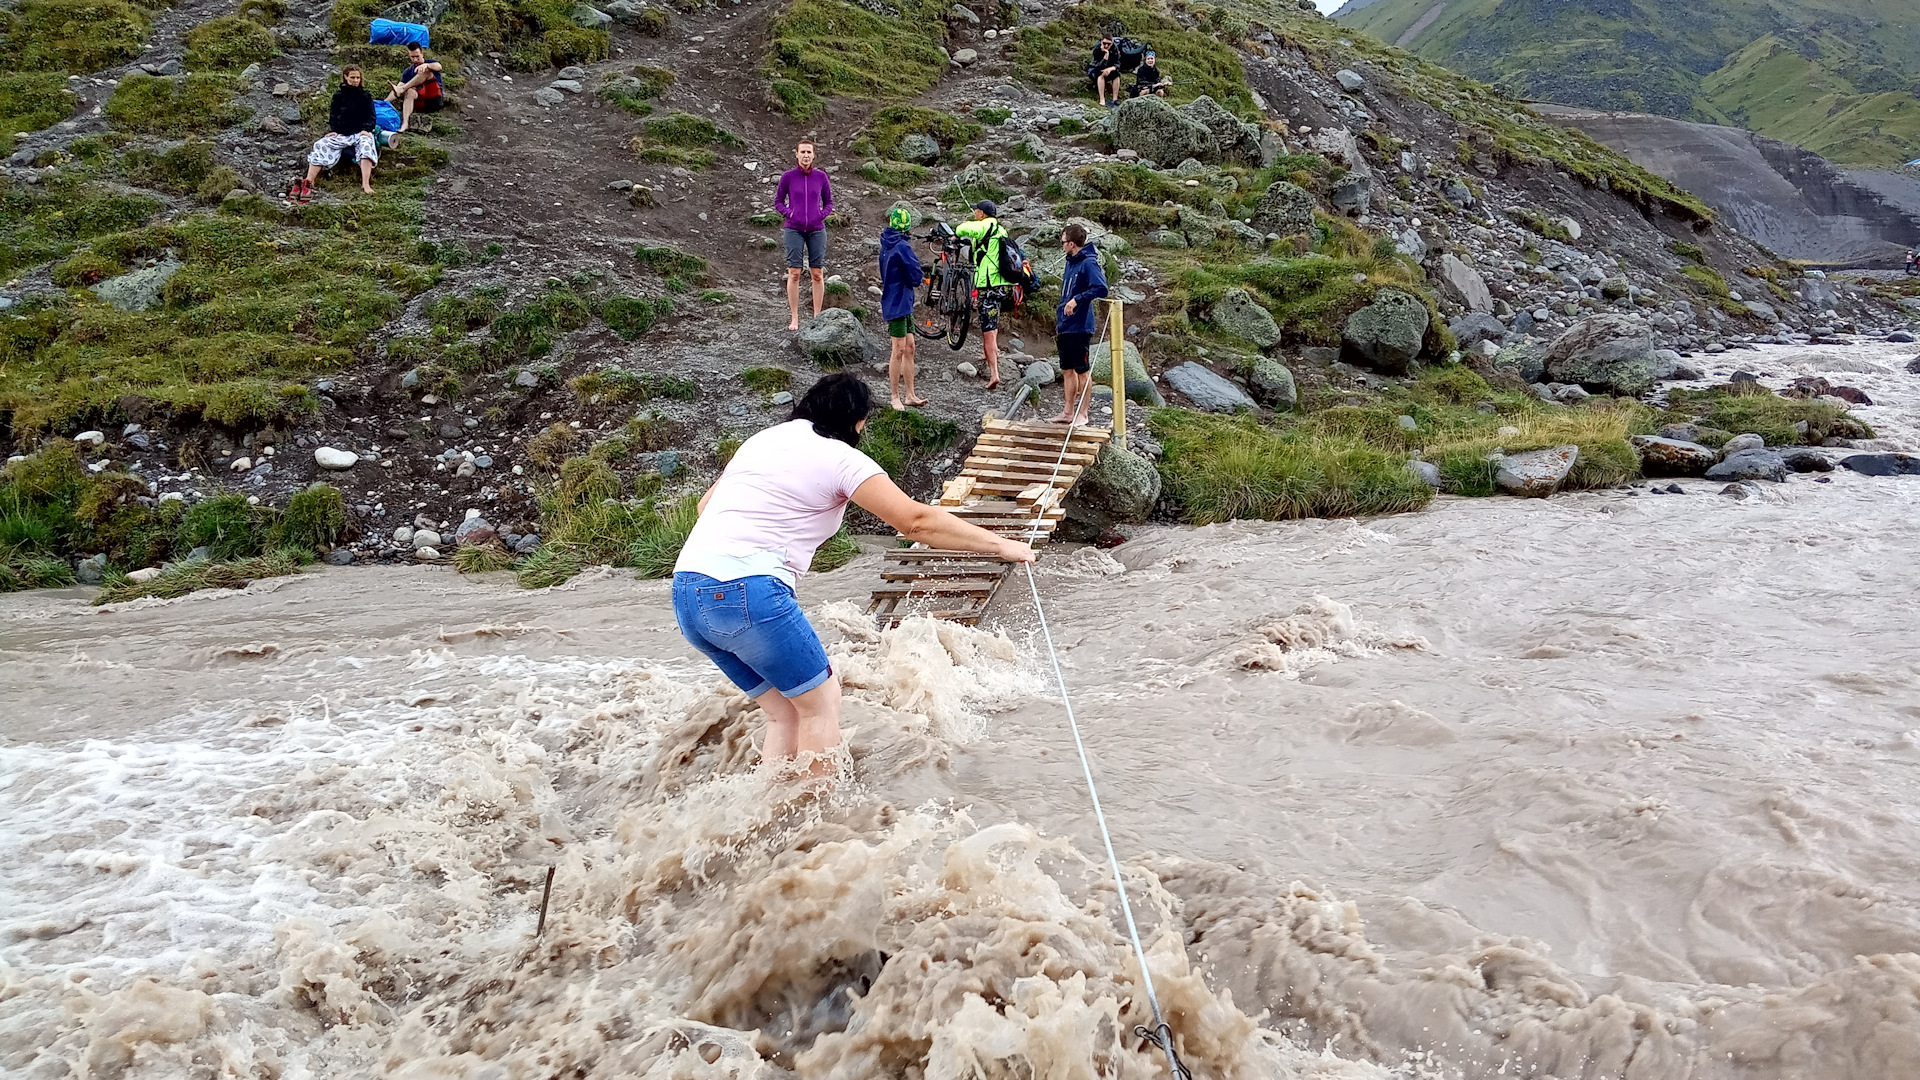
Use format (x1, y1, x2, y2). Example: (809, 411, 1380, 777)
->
(1051, 223, 1109, 424)
(879, 206, 927, 410)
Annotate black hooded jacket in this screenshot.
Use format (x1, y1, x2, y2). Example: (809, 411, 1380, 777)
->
(328, 84, 376, 136)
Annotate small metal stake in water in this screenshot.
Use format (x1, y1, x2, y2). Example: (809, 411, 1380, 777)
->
(535, 866, 555, 937)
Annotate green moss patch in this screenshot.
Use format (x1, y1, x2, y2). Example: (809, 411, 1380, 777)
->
(1, 0, 154, 73)
(630, 112, 742, 168)
(768, 0, 950, 101)
(1013, 2, 1253, 112)
(1153, 410, 1434, 523)
(0, 73, 77, 157)
(768, 78, 825, 121)
(850, 105, 982, 161)
(599, 294, 674, 339)
(0, 177, 162, 277)
(859, 159, 931, 189)
(183, 14, 278, 71)
(568, 368, 695, 403)
(106, 74, 249, 136)
(602, 64, 674, 114)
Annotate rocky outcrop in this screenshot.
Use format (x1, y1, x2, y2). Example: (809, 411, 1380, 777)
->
(1113, 96, 1215, 165)
(1059, 443, 1161, 542)
(1541, 314, 1656, 395)
(1252, 181, 1316, 236)
(1165, 362, 1255, 412)
(1342, 289, 1430, 375)
(1495, 445, 1579, 497)
(1244, 357, 1298, 410)
(1630, 435, 1717, 476)
(1177, 95, 1265, 164)
(1211, 288, 1282, 348)
(1090, 339, 1165, 406)
(797, 309, 872, 368)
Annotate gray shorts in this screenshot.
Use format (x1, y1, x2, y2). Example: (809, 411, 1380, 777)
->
(783, 228, 826, 269)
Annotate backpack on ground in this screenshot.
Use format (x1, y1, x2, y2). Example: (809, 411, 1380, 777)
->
(369, 18, 430, 47)
(373, 100, 402, 132)
(1116, 37, 1147, 72)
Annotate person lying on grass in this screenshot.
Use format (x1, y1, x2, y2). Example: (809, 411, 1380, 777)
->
(672, 373, 1033, 782)
(292, 66, 377, 200)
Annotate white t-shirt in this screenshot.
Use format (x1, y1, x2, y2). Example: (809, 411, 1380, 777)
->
(675, 420, 885, 586)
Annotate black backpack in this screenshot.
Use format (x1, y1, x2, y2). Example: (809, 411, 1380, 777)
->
(1117, 37, 1147, 72)
(990, 224, 1037, 293)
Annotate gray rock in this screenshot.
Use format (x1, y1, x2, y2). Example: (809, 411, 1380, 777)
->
(1449, 312, 1506, 350)
(1801, 278, 1839, 310)
(412, 529, 443, 550)
(514, 369, 540, 388)
(511, 533, 544, 555)
(1436, 254, 1492, 313)
(1495, 445, 1579, 497)
(1779, 448, 1833, 473)
(1148, 228, 1188, 249)
(414, 546, 442, 562)
(1630, 435, 1716, 477)
(1706, 448, 1788, 482)
(1840, 453, 1920, 476)
(1541, 314, 1656, 395)
(1211, 288, 1281, 348)
(1408, 459, 1442, 489)
(1648, 348, 1683, 380)
(1657, 423, 1703, 442)
(1442, 179, 1474, 207)
(1719, 432, 1765, 457)
(556, 65, 587, 80)
(92, 257, 183, 313)
(1600, 276, 1631, 301)
(1175, 157, 1208, 176)
(1336, 69, 1365, 91)
(1882, 330, 1914, 343)
(656, 449, 684, 477)
(314, 447, 358, 469)
(534, 87, 565, 108)
(549, 79, 584, 94)
(1553, 384, 1590, 404)
(1090, 339, 1164, 406)
(1113, 95, 1216, 166)
(383, 0, 451, 22)
(571, 3, 611, 28)
(1023, 360, 1057, 385)
(948, 3, 978, 22)
(896, 132, 941, 163)
(1327, 175, 1370, 216)
(770, 390, 794, 406)
(1244, 357, 1297, 410)
(76, 553, 107, 585)
(1342, 289, 1430, 375)
(1743, 300, 1779, 323)
(454, 517, 496, 546)
(1059, 444, 1161, 542)
(1164, 362, 1255, 412)
(952, 48, 979, 65)
(1176, 95, 1263, 163)
(798, 308, 873, 368)
(323, 548, 355, 565)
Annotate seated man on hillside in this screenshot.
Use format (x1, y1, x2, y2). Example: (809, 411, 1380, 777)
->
(387, 44, 444, 137)
(1130, 51, 1171, 98)
(1087, 35, 1124, 108)
(292, 65, 378, 201)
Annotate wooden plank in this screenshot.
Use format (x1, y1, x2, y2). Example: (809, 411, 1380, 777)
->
(871, 581, 1000, 597)
(938, 476, 975, 505)
(968, 446, 1099, 465)
(883, 549, 1013, 561)
(986, 419, 1112, 441)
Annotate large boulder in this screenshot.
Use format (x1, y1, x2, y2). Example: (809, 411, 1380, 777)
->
(1059, 444, 1161, 542)
(1341, 289, 1430, 375)
(1490, 343, 1545, 384)
(797, 308, 873, 368)
(1176, 95, 1262, 162)
(1244, 357, 1297, 410)
(1211, 288, 1281, 348)
(1328, 175, 1370, 216)
(1449, 312, 1506, 350)
(1436, 254, 1492, 312)
(1113, 95, 1216, 166)
(1840, 453, 1920, 476)
(1630, 435, 1717, 477)
(1495, 445, 1579, 497)
(1706, 448, 1789, 482)
(1164, 362, 1255, 413)
(1541, 314, 1656, 395)
(1090, 339, 1165, 406)
(1251, 182, 1315, 235)
(896, 133, 941, 163)
(93, 257, 183, 313)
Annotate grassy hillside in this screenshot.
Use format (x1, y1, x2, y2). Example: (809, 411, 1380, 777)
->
(1336, 0, 1920, 165)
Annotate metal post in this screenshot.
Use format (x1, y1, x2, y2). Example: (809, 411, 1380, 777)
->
(1106, 297, 1126, 450)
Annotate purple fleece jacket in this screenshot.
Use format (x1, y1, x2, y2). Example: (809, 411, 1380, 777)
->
(775, 167, 834, 232)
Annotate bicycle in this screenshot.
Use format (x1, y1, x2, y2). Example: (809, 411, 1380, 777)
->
(913, 221, 977, 351)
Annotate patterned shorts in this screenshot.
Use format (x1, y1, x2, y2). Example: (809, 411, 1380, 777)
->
(307, 131, 378, 168)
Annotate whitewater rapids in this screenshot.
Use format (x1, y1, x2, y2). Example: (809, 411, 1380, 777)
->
(3, 343, 1918, 1079)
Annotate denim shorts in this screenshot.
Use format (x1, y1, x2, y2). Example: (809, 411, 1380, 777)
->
(672, 572, 832, 699)
(783, 228, 827, 269)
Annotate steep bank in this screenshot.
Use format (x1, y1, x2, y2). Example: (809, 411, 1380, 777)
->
(1532, 104, 1920, 267)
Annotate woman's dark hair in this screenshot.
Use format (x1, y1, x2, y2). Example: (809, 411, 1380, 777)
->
(792, 372, 872, 448)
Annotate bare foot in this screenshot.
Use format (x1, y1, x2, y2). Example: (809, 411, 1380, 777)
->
(361, 185, 374, 193)
(906, 395, 930, 407)
(787, 320, 800, 331)
(890, 398, 906, 410)
(1046, 412, 1073, 423)
(984, 380, 1000, 391)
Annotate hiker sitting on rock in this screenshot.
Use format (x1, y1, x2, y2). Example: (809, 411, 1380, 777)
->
(293, 65, 378, 201)
(879, 206, 927, 410)
(1130, 51, 1171, 98)
(956, 200, 1013, 391)
(1088, 34, 1124, 107)
(672, 373, 1032, 781)
(1051, 223, 1109, 425)
(387, 44, 443, 137)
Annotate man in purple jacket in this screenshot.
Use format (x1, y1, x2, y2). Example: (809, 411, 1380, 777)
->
(776, 140, 833, 331)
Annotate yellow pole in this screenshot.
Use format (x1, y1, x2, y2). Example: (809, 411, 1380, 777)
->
(1106, 297, 1126, 450)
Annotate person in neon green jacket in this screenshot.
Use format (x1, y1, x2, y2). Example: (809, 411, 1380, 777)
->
(955, 200, 1013, 390)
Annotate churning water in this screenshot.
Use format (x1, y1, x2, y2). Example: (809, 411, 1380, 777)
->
(4, 343, 1919, 1079)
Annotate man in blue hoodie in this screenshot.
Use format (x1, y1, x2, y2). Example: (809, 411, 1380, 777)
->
(1051, 223, 1109, 424)
(879, 206, 927, 410)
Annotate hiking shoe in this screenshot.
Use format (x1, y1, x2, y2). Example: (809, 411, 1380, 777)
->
(289, 178, 313, 204)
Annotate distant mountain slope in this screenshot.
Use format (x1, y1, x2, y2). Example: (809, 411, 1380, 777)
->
(1335, 0, 1920, 166)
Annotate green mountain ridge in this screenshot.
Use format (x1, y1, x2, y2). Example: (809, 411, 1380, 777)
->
(1335, 0, 1920, 165)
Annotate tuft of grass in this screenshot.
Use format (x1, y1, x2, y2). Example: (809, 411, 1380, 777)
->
(183, 14, 277, 71)
(1665, 386, 1868, 446)
(768, 78, 825, 121)
(94, 549, 307, 604)
(862, 408, 958, 477)
(0, 553, 76, 592)
(525, 422, 579, 469)
(277, 483, 348, 552)
(809, 527, 861, 573)
(488, 282, 591, 361)
(568, 368, 697, 403)
(601, 64, 674, 114)
(454, 542, 516, 574)
(851, 105, 982, 162)
(630, 111, 741, 168)
(715, 433, 744, 467)
(515, 490, 699, 588)
(1, 0, 153, 73)
(741, 366, 792, 397)
(175, 493, 267, 560)
(1013, 3, 1253, 112)
(1671, 239, 1706, 264)
(767, 0, 951, 101)
(860, 159, 932, 189)
(1153, 410, 1434, 523)
(1510, 206, 1572, 242)
(634, 242, 708, 279)
(105, 73, 249, 136)
(0, 73, 77, 157)
(974, 106, 1012, 125)
(600, 295, 674, 339)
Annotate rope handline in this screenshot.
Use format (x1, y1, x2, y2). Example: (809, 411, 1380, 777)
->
(1014, 311, 1194, 1079)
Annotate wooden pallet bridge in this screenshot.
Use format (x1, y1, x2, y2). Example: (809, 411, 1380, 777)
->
(869, 418, 1111, 627)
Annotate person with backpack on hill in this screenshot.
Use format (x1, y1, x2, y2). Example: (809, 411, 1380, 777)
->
(1130, 50, 1172, 98)
(956, 200, 1018, 391)
(1051, 223, 1109, 425)
(1088, 34, 1124, 108)
(776, 140, 834, 331)
(386, 44, 442, 138)
(291, 65, 378, 202)
(878, 206, 927, 410)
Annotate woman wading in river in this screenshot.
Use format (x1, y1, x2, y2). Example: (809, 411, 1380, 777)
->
(673, 373, 1034, 776)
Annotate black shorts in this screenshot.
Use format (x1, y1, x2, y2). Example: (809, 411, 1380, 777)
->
(975, 286, 1006, 332)
(1057, 332, 1092, 373)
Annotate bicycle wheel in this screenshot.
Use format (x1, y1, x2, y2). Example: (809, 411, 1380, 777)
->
(946, 297, 971, 351)
(915, 269, 950, 339)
